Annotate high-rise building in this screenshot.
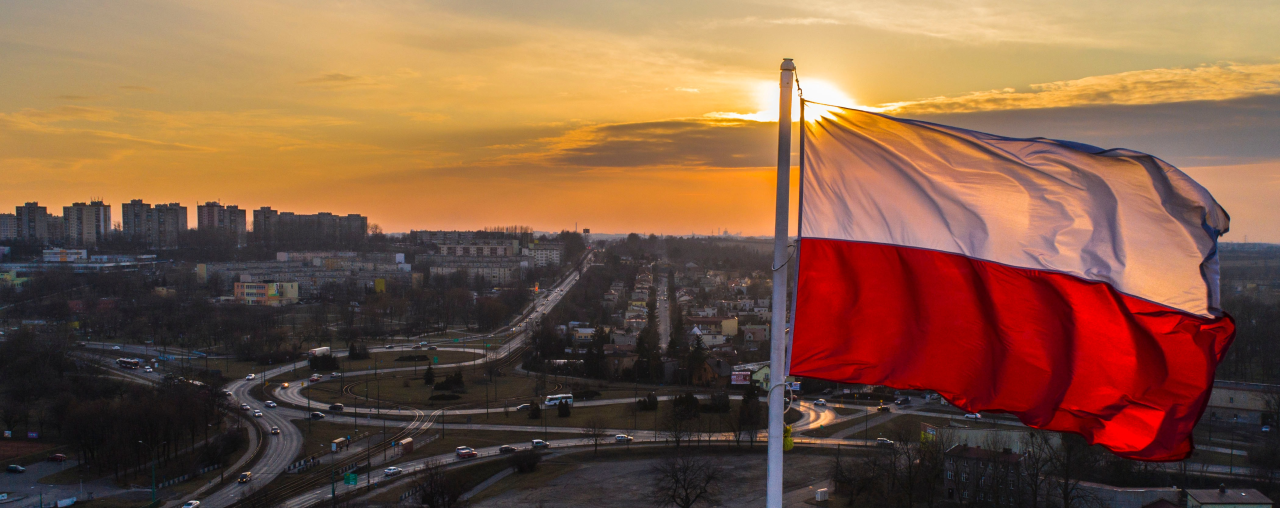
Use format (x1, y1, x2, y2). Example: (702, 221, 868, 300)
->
(0, 213, 17, 241)
(15, 202, 49, 243)
(197, 202, 246, 245)
(252, 207, 367, 246)
(121, 200, 187, 249)
(63, 201, 112, 247)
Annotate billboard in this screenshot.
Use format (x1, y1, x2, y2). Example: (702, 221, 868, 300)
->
(731, 371, 751, 385)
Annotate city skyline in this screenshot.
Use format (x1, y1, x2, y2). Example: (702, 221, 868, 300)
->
(2, 1, 1279, 240)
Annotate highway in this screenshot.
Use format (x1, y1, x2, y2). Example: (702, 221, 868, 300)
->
(195, 254, 590, 508)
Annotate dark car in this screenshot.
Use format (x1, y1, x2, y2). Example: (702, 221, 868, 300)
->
(237, 472, 252, 483)
(427, 346, 438, 351)
(47, 454, 67, 462)
(877, 405, 891, 412)
(6, 464, 26, 473)
(310, 411, 326, 420)
(498, 445, 517, 454)
(329, 404, 344, 411)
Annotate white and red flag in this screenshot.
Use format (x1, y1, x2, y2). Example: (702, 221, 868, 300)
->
(790, 102, 1235, 461)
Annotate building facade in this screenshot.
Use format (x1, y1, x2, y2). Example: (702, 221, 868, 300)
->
(943, 445, 1023, 506)
(0, 213, 16, 241)
(63, 201, 112, 247)
(253, 207, 367, 245)
(122, 200, 187, 249)
(233, 281, 300, 306)
(15, 202, 50, 243)
(197, 202, 246, 244)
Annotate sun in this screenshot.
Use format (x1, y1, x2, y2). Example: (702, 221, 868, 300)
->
(752, 78, 861, 121)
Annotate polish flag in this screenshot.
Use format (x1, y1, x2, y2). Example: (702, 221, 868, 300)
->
(790, 103, 1235, 461)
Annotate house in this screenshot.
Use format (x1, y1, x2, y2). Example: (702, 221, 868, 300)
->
(1186, 488, 1272, 508)
(741, 325, 769, 351)
(1070, 482, 1179, 508)
(1206, 380, 1279, 426)
(692, 358, 734, 387)
(687, 316, 738, 337)
(233, 281, 299, 306)
(942, 445, 1023, 506)
(572, 328, 596, 344)
(732, 362, 794, 390)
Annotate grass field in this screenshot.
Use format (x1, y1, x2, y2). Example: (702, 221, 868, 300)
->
(289, 420, 383, 462)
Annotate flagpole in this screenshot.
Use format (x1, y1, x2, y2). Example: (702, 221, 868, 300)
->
(766, 57, 794, 508)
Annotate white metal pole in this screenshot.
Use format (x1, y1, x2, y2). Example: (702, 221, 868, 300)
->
(766, 57, 795, 508)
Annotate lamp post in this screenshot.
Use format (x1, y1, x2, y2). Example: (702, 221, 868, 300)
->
(138, 440, 166, 504)
(1230, 415, 1238, 475)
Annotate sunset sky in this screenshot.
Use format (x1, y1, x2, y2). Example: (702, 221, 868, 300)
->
(3, 1, 1278, 240)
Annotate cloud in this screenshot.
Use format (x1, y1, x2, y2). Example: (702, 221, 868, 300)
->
(119, 85, 156, 93)
(706, 16, 844, 28)
(55, 95, 100, 101)
(884, 63, 1280, 115)
(0, 112, 212, 169)
(14, 106, 118, 123)
(542, 118, 776, 168)
(298, 73, 378, 87)
(399, 112, 449, 122)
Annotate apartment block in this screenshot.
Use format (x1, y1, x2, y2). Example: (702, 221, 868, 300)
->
(0, 213, 16, 241)
(121, 200, 186, 249)
(197, 202, 246, 244)
(15, 202, 50, 243)
(253, 207, 367, 245)
(63, 201, 111, 247)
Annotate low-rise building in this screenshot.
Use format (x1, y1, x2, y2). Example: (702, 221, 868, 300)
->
(942, 445, 1022, 506)
(1186, 487, 1273, 508)
(1207, 380, 1279, 427)
(233, 281, 299, 306)
(43, 249, 88, 262)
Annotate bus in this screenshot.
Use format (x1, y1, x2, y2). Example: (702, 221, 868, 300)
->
(117, 358, 141, 369)
(544, 394, 573, 407)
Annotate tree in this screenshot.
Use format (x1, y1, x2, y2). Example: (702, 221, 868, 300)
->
(423, 364, 435, 386)
(528, 401, 542, 420)
(509, 449, 542, 473)
(581, 415, 611, 455)
(557, 400, 571, 418)
(651, 455, 721, 508)
(417, 460, 464, 508)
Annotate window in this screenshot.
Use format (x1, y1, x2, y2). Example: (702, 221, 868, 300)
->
(947, 472, 953, 480)
(1230, 396, 1235, 403)
(960, 473, 968, 482)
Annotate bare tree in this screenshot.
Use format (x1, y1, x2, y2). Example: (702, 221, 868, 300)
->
(581, 415, 611, 455)
(651, 455, 722, 508)
(662, 409, 693, 449)
(418, 459, 465, 508)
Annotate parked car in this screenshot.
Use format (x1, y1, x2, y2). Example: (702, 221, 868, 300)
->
(876, 438, 895, 447)
(310, 412, 325, 420)
(181, 501, 201, 508)
(814, 399, 827, 407)
(383, 467, 403, 477)
(614, 434, 633, 443)
(876, 405, 890, 412)
(515, 404, 531, 411)
(531, 439, 550, 450)
(245, 374, 256, 380)
(6, 464, 25, 473)
(47, 454, 67, 462)
(252, 410, 263, 418)
(964, 413, 982, 420)
(270, 426, 281, 435)
(498, 445, 517, 454)
(455, 446, 477, 459)
(329, 404, 344, 411)
(237, 472, 252, 483)
(264, 401, 277, 408)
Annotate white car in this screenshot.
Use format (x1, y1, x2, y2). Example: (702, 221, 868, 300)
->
(182, 502, 201, 508)
(614, 434, 633, 443)
(245, 374, 256, 380)
(814, 399, 827, 407)
(264, 401, 277, 408)
(144, 367, 153, 373)
(1264, 425, 1272, 433)
(964, 413, 982, 420)
(252, 410, 263, 418)
(240, 403, 251, 411)
(111, 345, 122, 350)
(383, 467, 403, 477)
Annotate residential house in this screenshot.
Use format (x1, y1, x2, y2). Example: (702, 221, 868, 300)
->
(1186, 488, 1272, 508)
(942, 445, 1022, 506)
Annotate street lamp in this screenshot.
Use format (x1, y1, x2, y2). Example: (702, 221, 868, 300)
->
(138, 440, 166, 504)
(1230, 415, 1238, 475)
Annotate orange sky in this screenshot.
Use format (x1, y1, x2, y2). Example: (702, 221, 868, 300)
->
(2, 1, 1279, 240)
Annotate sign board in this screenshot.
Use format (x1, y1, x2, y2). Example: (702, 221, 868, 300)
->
(921, 423, 938, 442)
(3, 431, 10, 438)
(344, 473, 358, 486)
(731, 372, 750, 385)
(433, 356, 438, 364)
(788, 381, 801, 391)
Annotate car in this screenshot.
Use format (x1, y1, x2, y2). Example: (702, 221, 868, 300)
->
(310, 374, 322, 382)
(181, 501, 201, 508)
(221, 390, 233, 397)
(498, 445, 517, 454)
(385, 344, 395, 349)
(964, 413, 982, 420)
(237, 472, 252, 483)
(814, 399, 827, 407)
(240, 403, 251, 411)
(614, 434, 633, 443)
(6, 464, 25, 473)
(426, 346, 438, 350)
(281, 382, 289, 388)
(47, 453, 67, 462)
(876, 438, 895, 447)
(876, 405, 890, 412)
(144, 367, 153, 373)
(531, 439, 550, 450)
(111, 345, 122, 350)
(270, 426, 281, 435)
(245, 374, 256, 380)
(383, 467, 403, 477)
(893, 399, 904, 405)
(252, 410, 263, 418)
(515, 404, 531, 411)
(264, 401, 277, 408)
(331, 372, 342, 378)
(329, 403, 344, 411)
(310, 412, 325, 420)
(411, 345, 422, 350)
(419, 341, 430, 346)
(902, 396, 912, 403)
(1263, 425, 1272, 433)
(455, 446, 477, 458)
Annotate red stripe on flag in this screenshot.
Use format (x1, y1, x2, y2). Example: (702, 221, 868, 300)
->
(790, 238, 1235, 461)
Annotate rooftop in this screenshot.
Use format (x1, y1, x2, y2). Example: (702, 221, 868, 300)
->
(1186, 488, 1273, 505)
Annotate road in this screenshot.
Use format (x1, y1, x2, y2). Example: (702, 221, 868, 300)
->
(656, 274, 671, 352)
(194, 255, 590, 508)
